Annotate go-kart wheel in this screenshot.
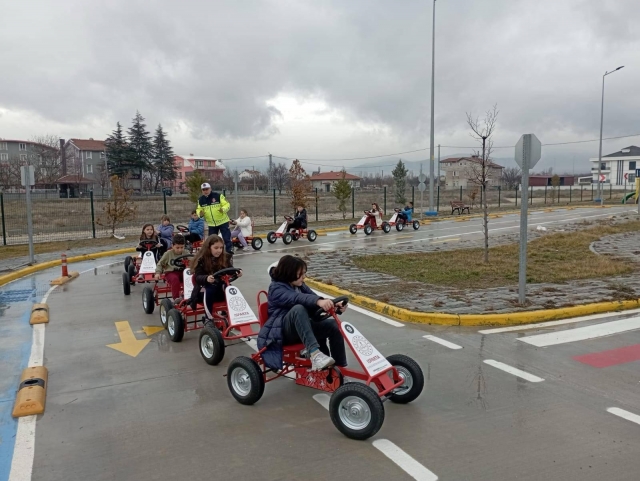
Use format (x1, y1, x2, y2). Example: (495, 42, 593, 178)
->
(124, 255, 132, 271)
(199, 325, 225, 365)
(122, 272, 131, 296)
(142, 286, 155, 314)
(307, 230, 317, 242)
(412, 220, 420, 230)
(387, 354, 424, 404)
(251, 237, 263, 250)
(227, 356, 265, 405)
(349, 224, 357, 235)
(329, 383, 385, 440)
(382, 222, 391, 234)
(282, 233, 293, 245)
(167, 309, 185, 342)
(127, 263, 136, 284)
(363, 225, 373, 236)
(159, 299, 173, 328)
(291, 233, 299, 241)
(395, 222, 404, 232)
(266, 231, 277, 244)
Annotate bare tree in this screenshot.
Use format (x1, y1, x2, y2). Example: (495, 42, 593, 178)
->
(272, 162, 290, 194)
(502, 166, 522, 190)
(465, 104, 499, 263)
(28, 135, 61, 188)
(0, 155, 23, 190)
(96, 163, 111, 197)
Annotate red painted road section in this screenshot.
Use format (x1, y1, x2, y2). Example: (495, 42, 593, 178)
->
(573, 344, 640, 368)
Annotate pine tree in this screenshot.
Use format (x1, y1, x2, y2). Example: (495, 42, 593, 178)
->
(127, 111, 153, 173)
(333, 169, 352, 219)
(186, 170, 208, 203)
(288, 159, 311, 210)
(152, 124, 176, 191)
(105, 122, 134, 178)
(392, 159, 408, 204)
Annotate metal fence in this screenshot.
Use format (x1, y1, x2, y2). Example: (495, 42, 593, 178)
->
(0, 184, 634, 245)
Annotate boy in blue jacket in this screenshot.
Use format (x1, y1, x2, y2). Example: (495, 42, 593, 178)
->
(257, 255, 347, 371)
(186, 210, 205, 243)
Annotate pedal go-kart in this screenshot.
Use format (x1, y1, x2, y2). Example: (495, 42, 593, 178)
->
(122, 240, 161, 296)
(386, 208, 420, 232)
(141, 254, 192, 314)
(162, 267, 260, 366)
(226, 294, 424, 440)
(176, 225, 203, 254)
(267, 215, 317, 245)
(349, 211, 391, 235)
(229, 219, 263, 250)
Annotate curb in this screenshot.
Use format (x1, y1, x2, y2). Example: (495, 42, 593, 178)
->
(305, 278, 640, 327)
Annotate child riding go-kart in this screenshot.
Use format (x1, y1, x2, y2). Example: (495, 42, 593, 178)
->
(267, 215, 318, 245)
(141, 254, 192, 314)
(122, 240, 161, 296)
(229, 218, 263, 250)
(349, 210, 391, 235)
(175, 225, 203, 253)
(386, 208, 421, 231)
(226, 293, 424, 440)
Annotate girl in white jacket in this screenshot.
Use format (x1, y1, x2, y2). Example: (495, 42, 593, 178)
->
(230, 209, 252, 249)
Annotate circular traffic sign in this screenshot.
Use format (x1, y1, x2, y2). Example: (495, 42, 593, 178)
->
(418, 173, 427, 183)
(418, 182, 426, 192)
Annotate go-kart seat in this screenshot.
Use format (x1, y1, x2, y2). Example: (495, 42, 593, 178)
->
(256, 294, 304, 355)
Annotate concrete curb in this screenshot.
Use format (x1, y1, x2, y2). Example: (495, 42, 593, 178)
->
(305, 278, 640, 327)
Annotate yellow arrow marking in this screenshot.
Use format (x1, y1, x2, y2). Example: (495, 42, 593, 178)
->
(142, 326, 165, 336)
(107, 321, 151, 358)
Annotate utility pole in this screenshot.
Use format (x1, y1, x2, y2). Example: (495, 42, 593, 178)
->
(252, 165, 256, 193)
(234, 169, 239, 218)
(268, 154, 273, 192)
(437, 144, 441, 189)
(428, 0, 437, 211)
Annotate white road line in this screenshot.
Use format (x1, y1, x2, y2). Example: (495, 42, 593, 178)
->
(310, 288, 404, 327)
(607, 407, 640, 427)
(372, 439, 439, 481)
(517, 317, 640, 347)
(313, 393, 330, 410)
(423, 335, 462, 349)
(483, 360, 545, 382)
(478, 308, 640, 334)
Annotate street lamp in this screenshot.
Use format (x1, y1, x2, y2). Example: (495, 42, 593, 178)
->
(428, 0, 436, 212)
(597, 65, 624, 205)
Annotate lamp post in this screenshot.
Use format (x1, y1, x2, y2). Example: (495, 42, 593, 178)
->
(428, 0, 436, 211)
(597, 66, 624, 206)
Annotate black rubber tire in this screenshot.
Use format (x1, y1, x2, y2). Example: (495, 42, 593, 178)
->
(266, 232, 277, 244)
(122, 272, 131, 296)
(395, 222, 404, 232)
(307, 230, 317, 242)
(227, 356, 265, 405)
(412, 220, 420, 230)
(292, 233, 299, 241)
(363, 225, 373, 236)
(167, 309, 184, 342)
(387, 354, 424, 404)
(159, 299, 173, 329)
(251, 237, 263, 250)
(382, 222, 391, 233)
(124, 255, 132, 271)
(349, 224, 357, 235)
(142, 286, 155, 314)
(282, 233, 293, 245)
(199, 325, 226, 365)
(128, 263, 136, 284)
(329, 383, 385, 440)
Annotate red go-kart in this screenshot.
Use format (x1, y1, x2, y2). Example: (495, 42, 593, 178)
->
(122, 240, 162, 296)
(176, 225, 203, 254)
(141, 254, 192, 314)
(349, 211, 391, 235)
(386, 209, 420, 232)
(226, 294, 424, 440)
(229, 219, 263, 250)
(162, 267, 260, 366)
(267, 215, 317, 245)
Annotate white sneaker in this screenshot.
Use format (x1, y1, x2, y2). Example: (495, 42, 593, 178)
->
(310, 350, 335, 370)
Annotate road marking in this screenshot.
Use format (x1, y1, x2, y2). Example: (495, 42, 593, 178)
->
(372, 439, 439, 481)
(483, 360, 545, 382)
(478, 308, 640, 334)
(423, 335, 462, 349)
(430, 237, 460, 244)
(107, 321, 151, 357)
(517, 317, 640, 347)
(142, 326, 165, 336)
(310, 288, 405, 327)
(607, 408, 640, 426)
(313, 396, 439, 480)
(573, 344, 640, 368)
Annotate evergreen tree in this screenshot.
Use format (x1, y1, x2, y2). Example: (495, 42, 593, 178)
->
(186, 170, 208, 203)
(152, 124, 177, 191)
(392, 159, 408, 204)
(105, 122, 133, 178)
(127, 111, 153, 173)
(288, 159, 311, 210)
(333, 169, 352, 219)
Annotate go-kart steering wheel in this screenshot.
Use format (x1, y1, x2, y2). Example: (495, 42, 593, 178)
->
(176, 225, 190, 233)
(284, 215, 294, 221)
(212, 267, 242, 283)
(394, 208, 401, 213)
(229, 219, 237, 225)
(364, 210, 372, 215)
(169, 254, 193, 268)
(139, 239, 158, 249)
(312, 296, 350, 322)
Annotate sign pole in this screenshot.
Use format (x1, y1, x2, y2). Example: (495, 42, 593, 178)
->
(21, 165, 35, 264)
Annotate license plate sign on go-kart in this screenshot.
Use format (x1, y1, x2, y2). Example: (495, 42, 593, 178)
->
(389, 213, 398, 224)
(357, 214, 368, 226)
(183, 269, 194, 298)
(275, 220, 287, 234)
(225, 286, 258, 325)
(341, 322, 392, 376)
(139, 251, 157, 274)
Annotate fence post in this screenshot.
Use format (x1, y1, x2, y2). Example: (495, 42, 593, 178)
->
(0, 192, 6, 245)
(544, 185, 547, 204)
(315, 188, 318, 222)
(530, 184, 533, 206)
(515, 186, 518, 207)
(459, 186, 462, 201)
(558, 186, 561, 203)
(90, 190, 96, 239)
(581, 188, 583, 202)
(436, 185, 440, 212)
(351, 187, 355, 218)
(383, 186, 387, 214)
(569, 185, 572, 203)
(498, 185, 501, 208)
(223, 189, 226, 197)
(412, 185, 415, 206)
(609, 183, 612, 199)
(163, 190, 167, 215)
(591, 184, 594, 200)
(272, 189, 276, 224)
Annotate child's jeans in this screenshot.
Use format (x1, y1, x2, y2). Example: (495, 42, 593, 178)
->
(164, 271, 183, 299)
(230, 228, 248, 247)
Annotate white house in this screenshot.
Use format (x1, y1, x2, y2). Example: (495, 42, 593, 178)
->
(310, 171, 361, 192)
(238, 169, 260, 181)
(590, 146, 639, 185)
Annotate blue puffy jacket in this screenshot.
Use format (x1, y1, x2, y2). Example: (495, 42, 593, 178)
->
(402, 207, 413, 222)
(157, 223, 175, 247)
(257, 280, 320, 370)
(188, 217, 205, 238)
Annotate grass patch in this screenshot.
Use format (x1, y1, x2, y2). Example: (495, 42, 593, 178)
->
(353, 221, 640, 289)
(0, 237, 128, 262)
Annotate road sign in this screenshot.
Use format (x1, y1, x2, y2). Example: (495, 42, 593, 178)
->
(514, 134, 541, 170)
(418, 173, 427, 183)
(20, 165, 35, 187)
(418, 182, 426, 192)
(600, 174, 605, 182)
(624, 173, 629, 180)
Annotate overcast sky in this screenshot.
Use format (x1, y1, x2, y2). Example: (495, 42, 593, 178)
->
(1, 0, 638, 174)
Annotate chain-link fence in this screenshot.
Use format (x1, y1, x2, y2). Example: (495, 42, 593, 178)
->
(0, 183, 634, 245)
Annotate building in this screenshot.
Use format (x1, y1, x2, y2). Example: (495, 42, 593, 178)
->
(440, 155, 503, 189)
(60, 138, 109, 197)
(310, 171, 361, 192)
(238, 169, 260, 181)
(528, 175, 575, 187)
(172, 154, 226, 192)
(590, 146, 639, 185)
(0, 139, 59, 190)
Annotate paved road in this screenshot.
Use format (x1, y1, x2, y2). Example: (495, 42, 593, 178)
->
(2, 206, 640, 481)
